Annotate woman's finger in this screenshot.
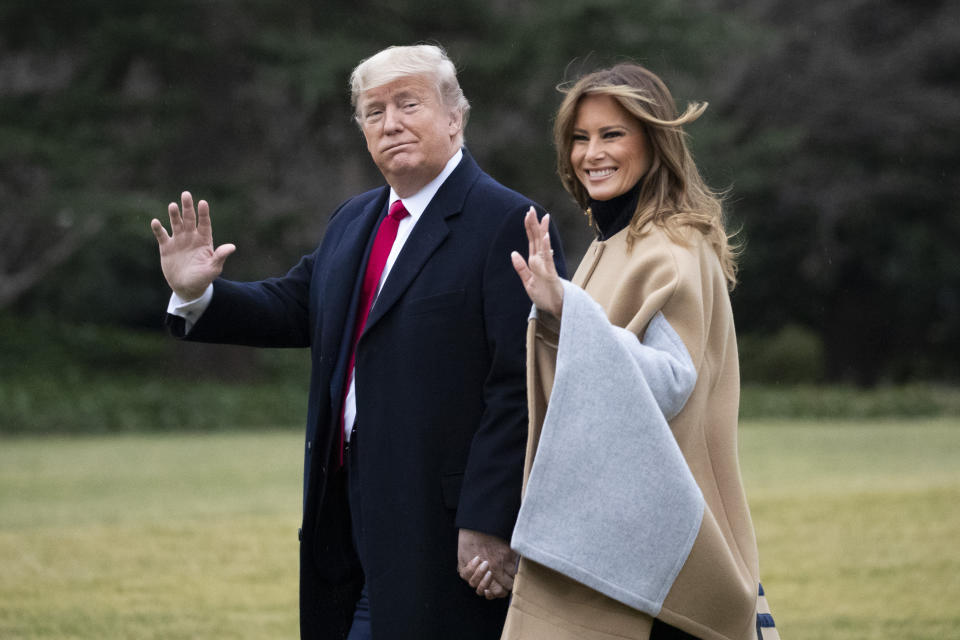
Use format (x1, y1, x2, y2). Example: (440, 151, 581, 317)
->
(475, 570, 494, 596)
(468, 560, 490, 589)
(511, 251, 532, 282)
(484, 580, 507, 599)
(459, 555, 481, 581)
(524, 207, 539, 258)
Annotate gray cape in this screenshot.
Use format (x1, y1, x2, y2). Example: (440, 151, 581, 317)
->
(511, 280, 704, 616)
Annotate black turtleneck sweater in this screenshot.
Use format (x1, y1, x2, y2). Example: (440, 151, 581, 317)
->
(588, 180, 642, 240)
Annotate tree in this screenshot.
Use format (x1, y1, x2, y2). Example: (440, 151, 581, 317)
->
(703, 0, 960, 383)
(1, 0, 735, 323)
(4, 0, 956, 383)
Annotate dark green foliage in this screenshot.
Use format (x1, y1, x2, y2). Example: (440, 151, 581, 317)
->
(0, 313, 310, 434)
(739, 383, 960, 420)
(1, 0, 957, 385)
(2, 314, 956, 435)
(739, 324, 825, 384)
(709, 0, 960, 384)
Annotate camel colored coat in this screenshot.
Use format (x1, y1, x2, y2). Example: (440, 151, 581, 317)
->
(502, 223, 766, 640)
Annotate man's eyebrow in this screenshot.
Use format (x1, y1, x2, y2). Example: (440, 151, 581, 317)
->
(361, 89, 422, 108)
(392, 90, 423, 101)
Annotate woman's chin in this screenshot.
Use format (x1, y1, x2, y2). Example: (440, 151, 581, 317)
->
(586, 187, 619, 202)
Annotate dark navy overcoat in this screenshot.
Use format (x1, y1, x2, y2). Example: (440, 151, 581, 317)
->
(177, 150, 565, 639)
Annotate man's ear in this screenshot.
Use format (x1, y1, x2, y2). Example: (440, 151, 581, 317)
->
(448, 109, 463, 137)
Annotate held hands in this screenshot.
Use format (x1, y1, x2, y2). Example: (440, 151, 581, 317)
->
(150, 191, 236, 301)
(457, 529, 518, 600)
(511, 207, 564, 317)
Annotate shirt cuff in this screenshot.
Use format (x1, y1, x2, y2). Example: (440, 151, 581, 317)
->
(166, 284, 213, 334)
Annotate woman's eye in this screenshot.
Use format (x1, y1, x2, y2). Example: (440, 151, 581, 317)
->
(571, 134, 588, 142)
(602, 130, 624, 139)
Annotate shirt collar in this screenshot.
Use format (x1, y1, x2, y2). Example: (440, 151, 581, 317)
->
(388, 148, 463, 221)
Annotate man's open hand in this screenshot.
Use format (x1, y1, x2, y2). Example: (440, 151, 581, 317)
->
(150, 191, 235, 300)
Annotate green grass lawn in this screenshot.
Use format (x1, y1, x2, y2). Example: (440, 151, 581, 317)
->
(1, 420, 959, 639)
(0, 431, 303, 639)
(741, 419, 960, 639)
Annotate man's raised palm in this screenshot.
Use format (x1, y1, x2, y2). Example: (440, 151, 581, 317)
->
(150, 191, 235, 300)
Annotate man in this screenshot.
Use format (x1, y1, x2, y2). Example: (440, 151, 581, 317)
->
(150, 44, 565, 640)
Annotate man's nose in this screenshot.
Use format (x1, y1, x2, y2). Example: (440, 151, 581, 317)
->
(383, 105, 403, 133)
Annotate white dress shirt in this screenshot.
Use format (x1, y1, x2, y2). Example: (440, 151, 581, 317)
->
(168, 148, 464, 444)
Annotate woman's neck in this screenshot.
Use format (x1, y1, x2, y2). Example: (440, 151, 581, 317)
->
(588, 181, 642, 240)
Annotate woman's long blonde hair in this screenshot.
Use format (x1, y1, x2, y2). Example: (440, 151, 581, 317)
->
(555, 63, 738, 289)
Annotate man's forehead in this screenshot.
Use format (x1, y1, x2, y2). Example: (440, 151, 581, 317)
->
(360, 75, 436, 103)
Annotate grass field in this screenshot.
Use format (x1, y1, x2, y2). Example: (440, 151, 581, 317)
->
(742, 419, 960, 639)
(0, 431, 303, 639)
(2, 420, 959, 639)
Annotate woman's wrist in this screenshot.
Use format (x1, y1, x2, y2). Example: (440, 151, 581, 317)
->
(538, 281, 564, 318)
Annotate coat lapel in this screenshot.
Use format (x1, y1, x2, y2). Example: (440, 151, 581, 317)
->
(362, 150, 481, 334)
(323, 189, 389, 402)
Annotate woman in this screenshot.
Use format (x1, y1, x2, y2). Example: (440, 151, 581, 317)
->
(500, 64, 777, 639)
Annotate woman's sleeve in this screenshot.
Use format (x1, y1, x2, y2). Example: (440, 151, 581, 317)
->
(608, 312, 696, 420)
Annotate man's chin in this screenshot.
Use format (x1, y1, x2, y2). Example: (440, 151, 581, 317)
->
(379, 156, 424, 178)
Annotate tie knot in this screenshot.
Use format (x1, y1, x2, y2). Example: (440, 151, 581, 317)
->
(388, 200, 409, 221)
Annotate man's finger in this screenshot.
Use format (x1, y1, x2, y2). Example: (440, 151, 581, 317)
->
(197, 199, 213, 234)
(150, 219, 170, 245)
(180, 191, 196, 227)
(167, 202, 183, 232)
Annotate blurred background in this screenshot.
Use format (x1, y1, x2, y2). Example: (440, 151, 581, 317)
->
(2, 1, 959, 432)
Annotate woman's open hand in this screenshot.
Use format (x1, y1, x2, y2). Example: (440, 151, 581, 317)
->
(511, 207, 564, 316)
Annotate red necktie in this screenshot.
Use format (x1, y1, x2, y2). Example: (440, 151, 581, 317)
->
(338, 200, 410, 466)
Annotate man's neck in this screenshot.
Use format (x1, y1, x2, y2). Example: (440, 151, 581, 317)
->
(389, 148, 463, 203)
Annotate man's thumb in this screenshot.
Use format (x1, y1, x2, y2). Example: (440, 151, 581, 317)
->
(213, 243, 236, 268)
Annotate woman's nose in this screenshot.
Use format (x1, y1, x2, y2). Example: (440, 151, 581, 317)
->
(585, 138, 604, 160)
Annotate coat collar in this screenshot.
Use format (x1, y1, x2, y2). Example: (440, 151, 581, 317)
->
(361, 148, 481, 333)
